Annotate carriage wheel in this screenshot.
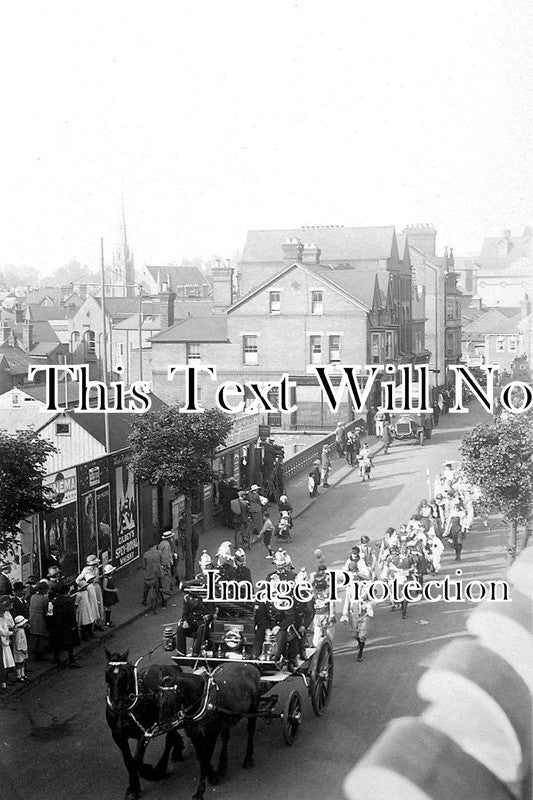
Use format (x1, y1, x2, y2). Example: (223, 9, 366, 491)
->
(281, 689, 302, 745)
(309, 638, 333, 716)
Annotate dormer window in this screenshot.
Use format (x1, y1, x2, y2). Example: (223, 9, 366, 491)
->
(269, 292, 281, 314)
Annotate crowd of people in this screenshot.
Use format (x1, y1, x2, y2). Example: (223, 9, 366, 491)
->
(169, 458, 487, 670)
(0, 555, 119, 689)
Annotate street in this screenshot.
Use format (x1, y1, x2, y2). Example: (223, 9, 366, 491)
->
(0, 408, 508, 800)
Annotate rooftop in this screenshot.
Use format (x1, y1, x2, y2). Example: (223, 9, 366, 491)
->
(241, 226, 397, 263)
(150, 315, 228, 343)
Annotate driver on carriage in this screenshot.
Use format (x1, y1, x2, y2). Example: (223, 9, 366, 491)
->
(176, 550, 217, 656)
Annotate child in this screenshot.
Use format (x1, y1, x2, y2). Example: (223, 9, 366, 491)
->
(12, 615, 29, 682)
(308, 472, 316, 499)
(102, 564, 119, 627)
(358, 449, 373, 481)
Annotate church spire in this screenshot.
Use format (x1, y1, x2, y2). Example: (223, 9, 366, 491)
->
(111, 201, 135, 297)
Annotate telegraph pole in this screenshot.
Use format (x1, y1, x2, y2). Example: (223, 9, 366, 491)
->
(100, 238, 111, 454)
(138, 284, 143, 381)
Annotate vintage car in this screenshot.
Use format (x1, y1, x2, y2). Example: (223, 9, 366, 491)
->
(390, 411, 433, 445)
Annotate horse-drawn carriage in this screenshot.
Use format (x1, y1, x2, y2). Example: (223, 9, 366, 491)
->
(165, 597, 334, 744)
(106, 597, 333, 800)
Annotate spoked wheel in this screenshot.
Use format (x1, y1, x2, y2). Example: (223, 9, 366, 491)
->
(281, 689, 302, 745)
(309, 637, 333, 716)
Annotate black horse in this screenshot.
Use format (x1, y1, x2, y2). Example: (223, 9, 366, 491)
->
(157, 662, 262, 800)
(105, 649, 185, 800)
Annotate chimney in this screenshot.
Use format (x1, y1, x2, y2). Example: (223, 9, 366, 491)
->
(159, 288, 176, 331)
(212, 261, 234, 310)
(22, 322, 33, 352)
(282, 238, 304, 263)
(301, 242, 321, 265)
(403, 224, 437, 257)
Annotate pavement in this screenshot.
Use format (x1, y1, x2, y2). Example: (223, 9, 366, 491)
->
(0, 406, 514, 800)
(1, 433, 384, 696)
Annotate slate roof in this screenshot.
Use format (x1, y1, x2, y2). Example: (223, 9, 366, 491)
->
(315, 268, 379, 309)
(241, 226, 396, 263)
(150, 316, 229, 343)
(27, 305, 73, 321)
(463, 309, 521, 336)
(478, 230, 533, 270)
(0, 345, 34, 371)
(145, 265, 210, 290)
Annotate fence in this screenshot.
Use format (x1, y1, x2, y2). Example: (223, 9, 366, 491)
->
(282, 419, 365, 481)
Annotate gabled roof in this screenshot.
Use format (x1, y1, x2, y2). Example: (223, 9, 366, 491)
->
(228, 261, 372, 313)
(150, 316, 228, 344)
(145, 265, 210, 290)
(241, 226, 396, 263)
(31, 321, 61, 342)
(315, 268, 379, 309)
(113, 313, 163, 331)
(0, 345, 34, 371)
(463, 309, 521, 336)
(0, 408, 58, 435)
(27, 305, 72, 321)
(30, 341, 63, 356)
(67, 394, 167, 451)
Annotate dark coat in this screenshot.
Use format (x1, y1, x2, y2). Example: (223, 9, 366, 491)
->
(0, 573, 13, 596)
(11, 595, 29, 620)
(51, 594, 78, 647)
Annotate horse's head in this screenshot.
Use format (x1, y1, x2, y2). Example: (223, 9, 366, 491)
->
(105, 648, 136, 711)
(157, 674, 185, 729)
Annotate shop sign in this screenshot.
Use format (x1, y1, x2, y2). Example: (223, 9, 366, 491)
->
(216, 412, 259, 452)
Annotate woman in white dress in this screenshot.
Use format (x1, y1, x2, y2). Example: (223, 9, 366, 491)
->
(0, 595, 15, 689)
(75, 577, 97, 640)
(78, 555, 104, 626)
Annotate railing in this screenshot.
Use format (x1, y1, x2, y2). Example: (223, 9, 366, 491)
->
(282, 419, 365, 481)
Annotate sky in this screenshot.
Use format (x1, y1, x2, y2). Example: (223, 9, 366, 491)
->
(0, 0, 531, 274)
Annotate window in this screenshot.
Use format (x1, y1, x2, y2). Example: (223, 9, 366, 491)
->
(310, 336, 322, 364)
(329, 335, 341, 363)
(86, 330, 96, 354)
(446, 299, 455, 321)
(508, 338, 517, 353)
(385, 331, 394, 359)
(11, 393, 20, 407)
(71, 331, 80, 348)
(55, 422, 71, 436)
(269, 291, 281, 314)
(496, 337, 505, 353)
(371, 333, 380, 364)
(243, 335, 258, 365)
(118, 344, 124, 357)
(311, 291, 323, 315)
(186, 343, 201, 363)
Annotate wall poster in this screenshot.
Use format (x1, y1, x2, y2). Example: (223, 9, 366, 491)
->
(77, 457, 113, 567)
(41, 468, 80, 578)
(113, 452, 139, 568)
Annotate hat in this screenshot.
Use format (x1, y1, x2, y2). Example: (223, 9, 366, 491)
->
(14, 615, 28, 627)
(103, 564, 116, 575)
(272, 549, 290, 568)
(360, 535, 370, 544)
(199, 550, 213, 570)
(13, 581, 24, 592)
(279, 495, 288, 503)
(161, 531, 174, 539)
(250, 484, 260, 491)
(0, 595, 13, 610)
(47, 566, 60, 578)
(86, 555, 100, 566)
(234, 548, 246, 562)
(37, 579, 50, 591)
(25, 575, 38, 585)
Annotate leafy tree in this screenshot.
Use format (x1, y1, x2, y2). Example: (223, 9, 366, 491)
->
(461, 413, 533, 561)
(0, 430, 57, 561)
(129, 408, 234, 578)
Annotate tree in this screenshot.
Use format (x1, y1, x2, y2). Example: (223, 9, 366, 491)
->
(0, 430, 57, 561)
(461, 413, 533, 561)
(129, 408, 234, 578)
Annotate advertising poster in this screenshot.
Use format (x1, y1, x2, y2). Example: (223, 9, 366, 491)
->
(113, 453, 139, 568)
(41, 468, 79, 578)
(78, 457, 113, 567)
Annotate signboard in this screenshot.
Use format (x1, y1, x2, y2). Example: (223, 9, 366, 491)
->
(258, 424, 271, 440)
(216, 412, 260, 453)
(42, 468, 80, 578)
(113, 452, 139, 569)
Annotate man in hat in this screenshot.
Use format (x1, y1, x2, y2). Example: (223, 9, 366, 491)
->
(311, 565, 336, 647)
(234, 548, 252, 583)
(176, 551, 216, 655)
(246, 485, 264, 537)
(158, 531, 175, 606)
(51, 584, 80, 666)
(0, 563, 13, 597)
(142, 543, 163, 607)
(12, 582, 29, 621)
(231, 491, 251, 550)
(341, 574, 374, 661)
(321, 444, 332, 487)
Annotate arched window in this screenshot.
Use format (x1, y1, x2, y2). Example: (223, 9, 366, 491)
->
(85, 330, 96, 354)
